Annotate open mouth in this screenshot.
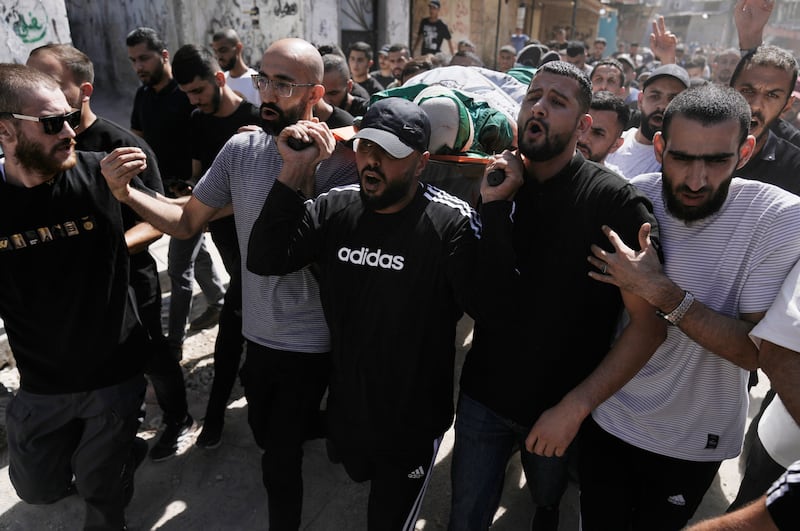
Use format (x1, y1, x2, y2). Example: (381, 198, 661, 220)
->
(261, 107, 279, 120)
(361, 171, 384, 192)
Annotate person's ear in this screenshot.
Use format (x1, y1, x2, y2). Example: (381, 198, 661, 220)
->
(214, 71, 226, 87)
(653, 131, 665, 163)
(79, 82, 94, 102)
(736, 134, 757, 169)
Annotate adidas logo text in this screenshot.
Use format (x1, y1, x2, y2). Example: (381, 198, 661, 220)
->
(337, 246, 405, 270)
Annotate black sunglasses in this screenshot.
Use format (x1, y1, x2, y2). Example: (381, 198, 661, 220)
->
(5, 109, 81, 135)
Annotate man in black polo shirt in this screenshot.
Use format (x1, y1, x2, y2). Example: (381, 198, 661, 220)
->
(126, 26, 226, 460)
(449, 61, 665, 531)
(172, 44, 261, 449)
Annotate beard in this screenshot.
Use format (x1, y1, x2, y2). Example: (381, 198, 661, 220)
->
(358, 164, 416, 211)
(518, 117, 575, 162)
(260, 100, 306, 136)
(209, 87, 222, 114)
(220, 56, 236, 71)
(143, 61, 165, 87)
(639, 109, 663, 142)
(15, 130, 77, 177)
(662, 167, 732, 223)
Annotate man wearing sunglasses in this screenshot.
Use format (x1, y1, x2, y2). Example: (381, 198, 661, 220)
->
(26, 43, 193, 471)
(101, 38, 356, 530)
(0, 63, 150, 530)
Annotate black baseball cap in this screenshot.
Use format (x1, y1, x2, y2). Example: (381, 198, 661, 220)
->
(354, 98, 431, 158)
(643, 64, 690, 90)
(430, 0, 441, 7)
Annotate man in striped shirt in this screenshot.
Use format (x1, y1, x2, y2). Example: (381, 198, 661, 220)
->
(100, 38, 356, 530)
(582, 83, 800, 529)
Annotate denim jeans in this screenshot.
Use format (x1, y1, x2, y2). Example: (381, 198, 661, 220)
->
(167, 232, 225, 349)
(449, 393, 574, 531)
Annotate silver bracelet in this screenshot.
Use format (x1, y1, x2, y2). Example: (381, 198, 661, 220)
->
(656, 291, 695, 326)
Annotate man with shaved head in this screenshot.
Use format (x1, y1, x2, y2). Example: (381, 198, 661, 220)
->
(101, 38, 357, 529)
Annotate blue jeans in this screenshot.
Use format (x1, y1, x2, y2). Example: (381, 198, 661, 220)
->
(167, 232, 225, 349)
(449, 393, 574, 531)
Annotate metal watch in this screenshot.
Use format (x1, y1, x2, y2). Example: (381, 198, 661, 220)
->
(656, 291, 695, 326)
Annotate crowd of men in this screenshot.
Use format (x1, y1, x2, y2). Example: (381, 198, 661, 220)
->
(1, 0, 799, 530)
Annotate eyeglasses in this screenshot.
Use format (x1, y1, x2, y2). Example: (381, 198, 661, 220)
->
(250, 74, 315, 98)
(4, 110, 81, 135)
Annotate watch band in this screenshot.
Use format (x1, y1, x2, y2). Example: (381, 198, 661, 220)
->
(656, 291, 695, 325)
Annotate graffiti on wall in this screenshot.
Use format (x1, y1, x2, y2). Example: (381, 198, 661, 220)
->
(1, 0, 70, 64)
(208, 0, 303, 69)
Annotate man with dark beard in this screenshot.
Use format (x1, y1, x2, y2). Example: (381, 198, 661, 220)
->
(26, 42, 191, 468)
(211, 28, 260, 105)
(126, 29, 227, 437)
(171, 44, 261, 449)
(101, 38, 356, 530)
(577, 91, 630, 172)
(731, 45, 800, 195)
(449, 61, 665, 531)
(0, 63, 148, 530)
(606, 63, 689, 179)
(580, 83, 800, 530)
(247, 97, 480, 530)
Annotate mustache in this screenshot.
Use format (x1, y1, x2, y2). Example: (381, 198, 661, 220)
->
(56, 139, 76, 150)
(360, 165, 386, 180)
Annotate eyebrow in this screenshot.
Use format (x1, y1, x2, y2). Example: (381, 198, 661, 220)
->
(257, 71, 298, 83)
(667, 149, 736, 161)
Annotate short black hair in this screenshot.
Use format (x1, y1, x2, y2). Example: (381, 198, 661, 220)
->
(662, 84, 751, 146)
(592, 58, 625, 79)
(535, 61, 592, 113)
(590, 91, 630, 131)
(348, 41, 373, 61)
(566, 41, 586, 57)
(212, 28, 241, 45)
(125, 27, 166, 52)
(730, 44, 798, 97)
(322, 53, 351, 80)
(388, 43, 410, 58)
(317, 43, 345, 58)
(172, 44, 220, 85)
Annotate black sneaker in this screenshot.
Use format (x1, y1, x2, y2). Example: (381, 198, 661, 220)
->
(122, 437, 148, 506)
(195, 420, 223, 450)
(149, 415, 196, 462)
(189, 305, 222, 331)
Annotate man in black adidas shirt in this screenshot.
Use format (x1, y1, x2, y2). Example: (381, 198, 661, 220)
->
(247, 97, 480, 530)
(0, 64, 147, 530)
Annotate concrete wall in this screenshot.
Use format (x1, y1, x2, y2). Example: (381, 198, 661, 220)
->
(62, 0, 347, 112)
(1, 0, 71, 64)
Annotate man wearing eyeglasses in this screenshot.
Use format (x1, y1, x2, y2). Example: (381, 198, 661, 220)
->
(101, 38, 356, 530)
(0, 63, 149, 530)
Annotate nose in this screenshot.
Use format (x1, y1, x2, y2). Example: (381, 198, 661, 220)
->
(685, 160, 708, 191)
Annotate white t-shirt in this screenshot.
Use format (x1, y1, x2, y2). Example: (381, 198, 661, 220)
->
(226, 68, 261, 105)
(750, 260, 800, 468)
(593, 174, 800, 461)
(605, 127, 660, 180)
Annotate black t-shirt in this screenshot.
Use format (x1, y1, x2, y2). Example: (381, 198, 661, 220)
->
(344, 96, 369, 118)
(461, 154, 660, 426)
(325, 106, 355, 129)
(0, 152, 146, 393)
(370, 71, 396, 90)
(738, 130, 800, 196)
(131, 79, 194, 181)
(355, 76, 384, 96)
(189, 101, 261, 173)
(248, 181, 480, 451)
(77, 116, 165, 308)
(771, 118, 800, 149)
(418, 18, 452, 55)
